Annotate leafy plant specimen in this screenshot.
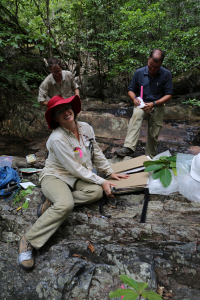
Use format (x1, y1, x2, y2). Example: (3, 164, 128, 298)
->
(109, 275, 162, 300)
(143, 155, 177, 188)
(13, 185, 35, 209)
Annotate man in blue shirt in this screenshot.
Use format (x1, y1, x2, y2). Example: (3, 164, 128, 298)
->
(115, 49, 173, 158)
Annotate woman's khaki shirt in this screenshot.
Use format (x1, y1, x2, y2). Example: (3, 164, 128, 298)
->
(39, 122, 113, 187)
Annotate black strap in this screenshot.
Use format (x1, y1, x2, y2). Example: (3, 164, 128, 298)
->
(99, 191, 111, 218)
(140, 188, 150, 223)
(89, 138, 94, 163)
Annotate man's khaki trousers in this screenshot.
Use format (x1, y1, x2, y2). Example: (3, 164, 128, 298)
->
(124, 105, 164, 158)
(25, 175, 103, 249)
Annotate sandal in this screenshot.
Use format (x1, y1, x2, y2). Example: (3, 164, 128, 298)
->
(37, 195, 52, 218)
(18, 236, 34, 270)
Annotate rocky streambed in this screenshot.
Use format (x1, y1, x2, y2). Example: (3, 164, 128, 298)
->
(1, 95, 200, 299)
(1, 152, 200, 300)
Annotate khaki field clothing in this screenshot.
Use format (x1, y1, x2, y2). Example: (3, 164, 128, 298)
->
(38, 70, 79, 103)
(124, 105, 164, 158)
(25, 176, 103, 249)
(25, 122, 113, 249)
(39, 122, 113, 187)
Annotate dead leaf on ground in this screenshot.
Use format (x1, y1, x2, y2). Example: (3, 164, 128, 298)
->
(88, 243, 95, 253)
(72, 253, 89, 262)
(107, 205, 117, 209)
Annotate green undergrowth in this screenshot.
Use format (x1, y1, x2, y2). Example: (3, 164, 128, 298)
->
(182, 98, 200, 107)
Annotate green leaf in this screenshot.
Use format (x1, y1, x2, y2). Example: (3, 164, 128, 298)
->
(158, 156, 168, 159)
(159, 168, 172, 187)
(26, 187, 34, 194)
(137, 282, 148, 293)
(122, 294, 139, 300)
(144, 165, 163, 172)
(143, 160, 167, 167)
(172, 167, 177, 176)
(152, 169, 161, 180)
(143, 161, 159, 167)
(22, 202, 29, 209)
(119, 275, 139, 291)
(170, 161, 176, 168)
(39, 45, 45, 50)
(142, 291, 162, 300)
(166, 156, 176, 162)
(109, 289, 138, 299)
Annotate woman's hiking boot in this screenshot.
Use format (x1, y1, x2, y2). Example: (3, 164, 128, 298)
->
(18, 236, 34, 270)
(37, 197, 53, 218)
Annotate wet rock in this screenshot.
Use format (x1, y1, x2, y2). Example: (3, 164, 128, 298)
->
(1, 186, 200, 299)
(78, 111, 129, 140)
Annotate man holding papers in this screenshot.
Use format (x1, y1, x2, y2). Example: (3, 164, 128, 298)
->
(115, 49, 173, 158)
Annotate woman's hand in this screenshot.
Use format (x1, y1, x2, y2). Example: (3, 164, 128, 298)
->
(102, 180, 116, 198)
(109, 173, 130, 180)
(102, 173, 129, 197)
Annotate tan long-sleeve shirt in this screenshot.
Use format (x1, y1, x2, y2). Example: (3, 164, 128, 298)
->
(39, 122, 113, 187)
(38, 71, 79, 103)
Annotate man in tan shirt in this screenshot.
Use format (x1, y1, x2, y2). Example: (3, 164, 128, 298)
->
(38, 57, 80, 106)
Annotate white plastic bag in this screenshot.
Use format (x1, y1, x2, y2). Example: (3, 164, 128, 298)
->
(149, 151, 179, 195)
(176, 153, 200, 202)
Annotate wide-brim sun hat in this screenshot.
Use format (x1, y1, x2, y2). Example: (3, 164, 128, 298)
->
(190, 153, 200, 182)
(45, 95, 81, 129)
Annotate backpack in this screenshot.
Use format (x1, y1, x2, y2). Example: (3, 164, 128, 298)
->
(0, 166, 21, 201)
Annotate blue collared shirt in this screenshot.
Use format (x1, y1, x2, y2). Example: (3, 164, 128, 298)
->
(128, 66, 173, 103)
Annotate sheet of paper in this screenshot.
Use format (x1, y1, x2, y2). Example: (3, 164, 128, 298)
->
(120, 166, 145, 174)
(111, 155, 150, 174)
(19, 182, 36, 189)
(109, 172, 149, 189)
(20, 168, 43, 173)
(136, 97, 146, 109)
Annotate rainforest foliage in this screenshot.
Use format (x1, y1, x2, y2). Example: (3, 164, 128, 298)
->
(0, 0, 200, 88)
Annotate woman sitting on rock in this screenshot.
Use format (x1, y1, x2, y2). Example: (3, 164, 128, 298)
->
(18, 95, 129, 270)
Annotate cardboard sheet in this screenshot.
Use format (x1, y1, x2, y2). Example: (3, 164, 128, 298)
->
(109, 172, 149, 189)
(110, 155, 150, 173)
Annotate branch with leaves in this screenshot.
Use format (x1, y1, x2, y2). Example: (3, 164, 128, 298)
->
(144, 155, 177, 188)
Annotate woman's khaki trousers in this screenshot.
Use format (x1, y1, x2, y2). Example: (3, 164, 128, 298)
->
(25, 175, 103, 249)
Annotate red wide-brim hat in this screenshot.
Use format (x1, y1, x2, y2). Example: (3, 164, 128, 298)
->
(45, 95, 81, 129)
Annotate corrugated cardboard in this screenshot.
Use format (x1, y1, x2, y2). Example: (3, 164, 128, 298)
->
(109, 172, 149, 189)
(110, 155, 150, 173)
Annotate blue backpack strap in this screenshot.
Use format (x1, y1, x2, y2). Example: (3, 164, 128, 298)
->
(3, 183, 21, 201)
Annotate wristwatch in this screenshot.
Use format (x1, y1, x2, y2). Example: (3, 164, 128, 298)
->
(153, 101, 157, 107)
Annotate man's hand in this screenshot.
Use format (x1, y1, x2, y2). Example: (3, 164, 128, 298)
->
(128, 91, 141, 106)
(40, 101, 48, 107)
(143, 102, 154, 113)
(74, 89, 80, 97)
(133, 96, 141, 106)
